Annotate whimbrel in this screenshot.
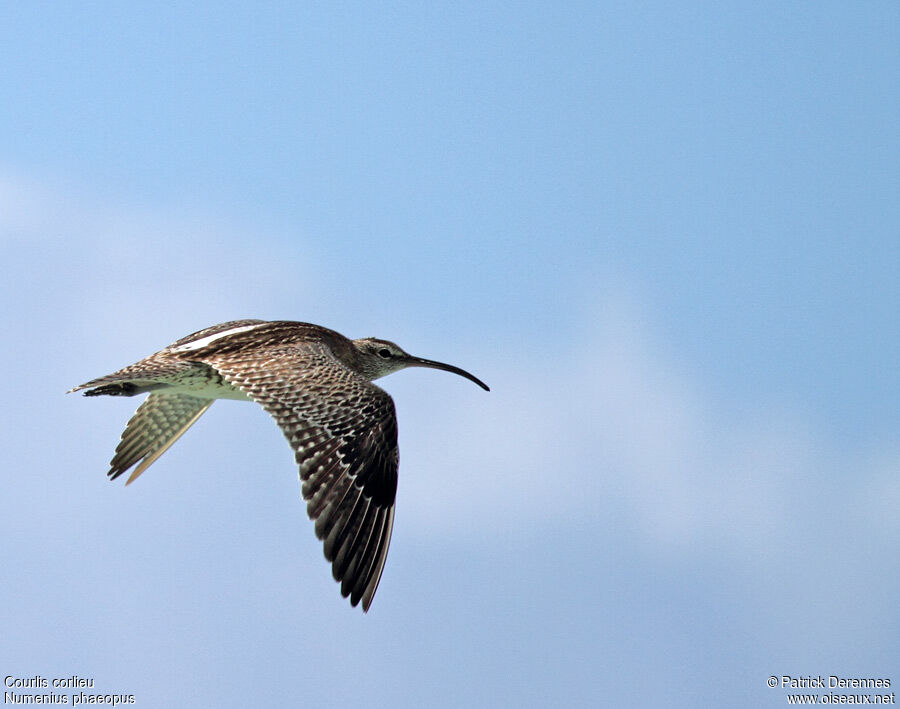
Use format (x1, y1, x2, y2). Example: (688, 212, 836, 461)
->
(69, 319, 489, 611)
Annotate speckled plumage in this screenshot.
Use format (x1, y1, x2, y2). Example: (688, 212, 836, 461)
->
(70, 319, 489, 611)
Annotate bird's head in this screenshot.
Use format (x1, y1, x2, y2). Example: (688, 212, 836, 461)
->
(351, 337, 489, 391)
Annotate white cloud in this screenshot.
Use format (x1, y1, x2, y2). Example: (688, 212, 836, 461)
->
(0, 172, 329, 374)
(398, 290, 900, 581)
(5, 170, 897, 588)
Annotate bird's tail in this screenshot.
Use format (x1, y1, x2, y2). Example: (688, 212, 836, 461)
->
(68, 377, 159, 397)
(68, 361, 191, 396)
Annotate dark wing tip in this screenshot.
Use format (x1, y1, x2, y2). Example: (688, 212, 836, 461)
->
(209, 346, 399, 612)
(107, 466, 126, 481)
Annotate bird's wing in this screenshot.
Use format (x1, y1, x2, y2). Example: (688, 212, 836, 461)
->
(108, 393, 213, 484)
(201, 342, 398, 612)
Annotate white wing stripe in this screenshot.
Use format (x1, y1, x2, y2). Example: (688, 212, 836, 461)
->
(169, 323, 265, 352)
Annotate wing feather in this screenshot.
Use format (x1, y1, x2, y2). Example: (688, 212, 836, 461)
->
(202, 342, 398, 611)
(108, 393, 213, 484)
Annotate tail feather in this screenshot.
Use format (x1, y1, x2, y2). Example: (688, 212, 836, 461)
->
(68, 359, 194, 395)
(82, 383, 146, 397)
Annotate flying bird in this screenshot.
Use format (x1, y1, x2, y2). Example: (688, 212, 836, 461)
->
(69, 319, 489, 611)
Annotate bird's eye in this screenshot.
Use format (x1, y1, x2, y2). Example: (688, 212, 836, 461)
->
(377, 348, 392, 359)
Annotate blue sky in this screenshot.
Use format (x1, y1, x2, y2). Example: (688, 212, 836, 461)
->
(2, 2, 898, 707)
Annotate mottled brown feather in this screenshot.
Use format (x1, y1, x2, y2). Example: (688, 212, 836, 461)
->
(198, 340, 398, 611)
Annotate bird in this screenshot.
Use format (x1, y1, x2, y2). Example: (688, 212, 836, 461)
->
(69, 319, 489, 611)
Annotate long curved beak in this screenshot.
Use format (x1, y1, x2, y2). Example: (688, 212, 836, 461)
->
(408, 356, 490, 391)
